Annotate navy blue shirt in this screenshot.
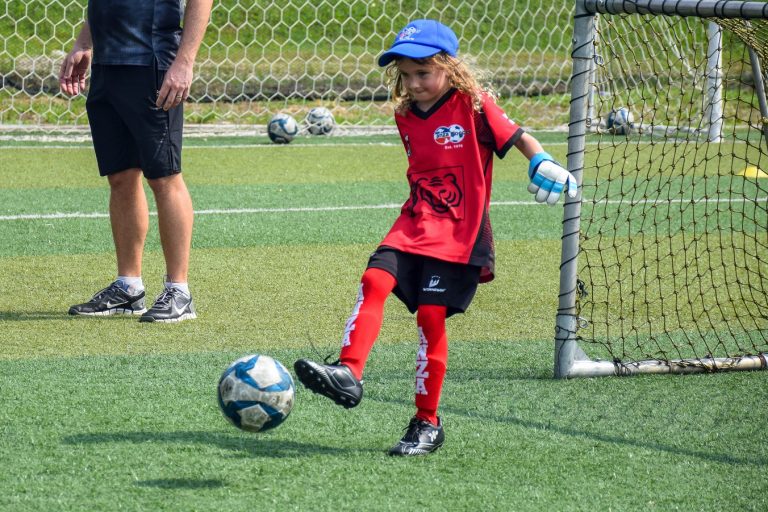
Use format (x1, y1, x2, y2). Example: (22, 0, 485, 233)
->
(88, 0, 183, 69)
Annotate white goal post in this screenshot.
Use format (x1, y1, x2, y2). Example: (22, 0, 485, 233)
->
(555, 0, 768, 378)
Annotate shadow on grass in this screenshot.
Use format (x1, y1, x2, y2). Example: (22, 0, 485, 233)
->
(0, 311, 73, 321)
(370, 395, 767, 467)
(437, 366, 553, 381)
(61, 430, 378, 458)
(135, 478, 225, 489)
(370, 367, 553, 383)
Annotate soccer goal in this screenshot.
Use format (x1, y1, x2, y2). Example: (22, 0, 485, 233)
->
(555, 0, 768, 378)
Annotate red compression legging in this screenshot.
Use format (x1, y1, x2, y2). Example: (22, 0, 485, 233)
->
(414, 304, 447, 426)
(339, 268, 448, 426)
(339, 268, 396, 380)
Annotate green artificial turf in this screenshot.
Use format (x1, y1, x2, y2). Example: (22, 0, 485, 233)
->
(1, 141, 766, 511)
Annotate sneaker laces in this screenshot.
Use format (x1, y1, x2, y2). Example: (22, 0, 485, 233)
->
(304, 335, 335, 365)
(152, 287, 179, 308)
(320, 357, 363, 386)
(90, 282, 121, 301)
(305, 334, 351, 381)
(400, 417, 423, 441)
(403, 417, 438, 434)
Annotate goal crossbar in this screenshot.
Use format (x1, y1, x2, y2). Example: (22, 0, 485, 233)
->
(585, 0, 768, 18)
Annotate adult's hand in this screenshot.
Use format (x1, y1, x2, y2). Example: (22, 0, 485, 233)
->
(59, 25, 93, 96)
(156, 59, 193, 111)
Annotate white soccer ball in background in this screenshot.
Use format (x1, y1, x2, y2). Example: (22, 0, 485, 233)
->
(305, 106, 335, 136)
(267, 113, 299, 144)
(217, 354, 295, 433)
(606, 107, 634, 135)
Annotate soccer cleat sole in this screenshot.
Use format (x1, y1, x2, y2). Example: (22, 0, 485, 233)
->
(69, 307, 147, 316)
(293, 360, 361, 409)
(138, 311, 197, 323)
(388, 442, 444, 457)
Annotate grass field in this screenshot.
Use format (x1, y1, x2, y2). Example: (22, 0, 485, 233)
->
(1, 135, 767, 511)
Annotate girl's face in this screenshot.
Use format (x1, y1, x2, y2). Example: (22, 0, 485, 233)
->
(396, 57, 451, 111)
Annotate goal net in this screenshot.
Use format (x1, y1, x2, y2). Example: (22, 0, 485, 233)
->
(556, 0, 768, 377)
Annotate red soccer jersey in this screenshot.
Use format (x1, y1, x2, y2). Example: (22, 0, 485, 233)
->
(380, 88, 523, 282)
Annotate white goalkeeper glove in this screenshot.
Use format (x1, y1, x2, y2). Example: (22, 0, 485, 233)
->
(527, 152, 578, 205)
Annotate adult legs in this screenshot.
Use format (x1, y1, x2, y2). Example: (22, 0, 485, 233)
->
(108, 168, 148, 278)
(146, 173, 194, 283)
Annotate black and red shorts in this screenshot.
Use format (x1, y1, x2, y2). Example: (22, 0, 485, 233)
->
(367, 247, 481, 318)
(86, 62, 182, 179)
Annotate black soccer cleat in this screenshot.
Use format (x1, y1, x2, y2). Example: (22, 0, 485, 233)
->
(69, 281, 147, 316)
(293, 358, 363, 409)
(139, 287, 196, 323)
(388, 416, 445, 456)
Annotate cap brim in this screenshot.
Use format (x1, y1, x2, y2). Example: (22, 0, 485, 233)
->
(377, 43, 444, 67)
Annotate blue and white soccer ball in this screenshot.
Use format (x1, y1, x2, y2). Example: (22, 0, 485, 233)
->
(305, 106, 335, 135)
(217, 354, 295, 433)
(606, 107, 635, 135)
(267, 113, 299, 144)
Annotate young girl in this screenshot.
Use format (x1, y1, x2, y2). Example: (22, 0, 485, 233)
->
(294, 19, 576, 456)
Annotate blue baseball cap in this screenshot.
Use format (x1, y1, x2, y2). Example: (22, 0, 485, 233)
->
(377, 19, 459, 67)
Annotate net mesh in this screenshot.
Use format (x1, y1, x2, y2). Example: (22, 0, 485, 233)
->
(0, 0, 574, 131)
(577, 12, 768, 365)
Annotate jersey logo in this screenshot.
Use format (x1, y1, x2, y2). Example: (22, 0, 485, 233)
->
(408, 167, 464, 218)
(434, 124, 466, 145)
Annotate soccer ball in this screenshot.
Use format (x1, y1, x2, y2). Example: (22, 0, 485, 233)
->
(267, 113, 299, 144)
(305, 106, 335, 136)
(217, 354, 295, 433)
(606, 107, 634, 135)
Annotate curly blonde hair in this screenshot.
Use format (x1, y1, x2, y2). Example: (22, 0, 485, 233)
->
(384, 52, 494, 114)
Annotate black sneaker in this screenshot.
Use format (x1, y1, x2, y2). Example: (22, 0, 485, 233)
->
(69, 281, 146, 316)
(139, 287, 196, 323)
(388, 417, 444, 456)
(293, 358, 363, 408)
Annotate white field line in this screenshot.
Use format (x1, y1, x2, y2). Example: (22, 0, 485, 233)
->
(0, 142, 405, 150)
(1, 138, 754, 150)
(1, 197, 765, 222)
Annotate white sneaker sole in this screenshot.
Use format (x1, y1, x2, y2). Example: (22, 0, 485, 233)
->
(139, 311, 197, 323)
(71, 307, 147, 316)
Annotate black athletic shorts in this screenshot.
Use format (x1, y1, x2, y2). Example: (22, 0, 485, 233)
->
(367, 247, 482, 318)
(86, 63, 183, 179)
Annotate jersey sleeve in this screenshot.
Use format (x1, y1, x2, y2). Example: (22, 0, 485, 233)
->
(480, 94, 524, 159)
